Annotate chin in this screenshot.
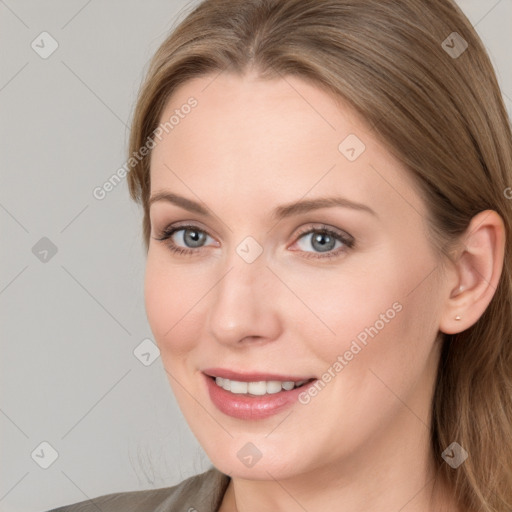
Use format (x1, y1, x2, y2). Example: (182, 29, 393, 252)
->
(202, 438, 311, 481)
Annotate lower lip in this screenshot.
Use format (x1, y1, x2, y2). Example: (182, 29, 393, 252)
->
(203, 374, 317, 420)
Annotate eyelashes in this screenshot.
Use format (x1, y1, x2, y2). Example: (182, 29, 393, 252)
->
(153, 223, 355, 261)
(291, 224, 355, 260)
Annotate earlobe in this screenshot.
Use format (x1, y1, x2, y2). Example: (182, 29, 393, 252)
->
(439, 210, 506, 335)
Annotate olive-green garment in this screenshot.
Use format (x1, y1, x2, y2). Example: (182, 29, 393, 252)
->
(44, 467, 231, 512)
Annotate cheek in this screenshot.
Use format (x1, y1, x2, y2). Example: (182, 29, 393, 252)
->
(283, 261, 404, 364)
(144, 256, 206, 357)
(325, 270, 441, 408)
(302, 252, 440, 379)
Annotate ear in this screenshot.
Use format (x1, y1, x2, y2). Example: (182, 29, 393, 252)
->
(439, 210, 506, 335)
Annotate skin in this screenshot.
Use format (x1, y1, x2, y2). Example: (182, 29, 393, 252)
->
(144, 70, 505, 512)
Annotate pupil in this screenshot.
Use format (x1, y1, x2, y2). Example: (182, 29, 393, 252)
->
(313, 232, 334, 252)
(185, 229, 205, 247)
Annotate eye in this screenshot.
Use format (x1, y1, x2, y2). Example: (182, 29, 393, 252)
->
(153, 222, 355, 260)
(291, 224, 355, 260)
(152, 224, 215, 256)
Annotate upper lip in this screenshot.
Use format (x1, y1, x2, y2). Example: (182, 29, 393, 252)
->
(202, 368, 316, 382)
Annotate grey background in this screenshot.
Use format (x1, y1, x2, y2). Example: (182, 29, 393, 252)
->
(1, 1, 510, 511)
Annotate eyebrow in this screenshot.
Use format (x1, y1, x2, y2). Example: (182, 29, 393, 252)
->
(148, 191, 377, 220)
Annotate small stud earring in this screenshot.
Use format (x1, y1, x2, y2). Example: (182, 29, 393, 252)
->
(455, 315, 461, 321)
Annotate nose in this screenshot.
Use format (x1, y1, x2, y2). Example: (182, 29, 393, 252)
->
(206, 250, 282, 347)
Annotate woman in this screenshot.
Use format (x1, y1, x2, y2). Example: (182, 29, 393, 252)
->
(47, 0, 512, 511)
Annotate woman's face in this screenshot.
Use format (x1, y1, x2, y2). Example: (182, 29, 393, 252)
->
(145, 71, 449, 480)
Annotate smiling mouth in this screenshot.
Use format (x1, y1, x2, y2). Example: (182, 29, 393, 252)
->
(208, 375, 316, 396)
(203, 372, 319, 420)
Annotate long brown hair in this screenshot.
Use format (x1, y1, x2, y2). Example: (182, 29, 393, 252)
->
(126, 1, 512, 510)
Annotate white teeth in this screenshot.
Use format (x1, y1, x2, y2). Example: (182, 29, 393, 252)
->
(229, 380, 248, 394)
(213, 377, 309, 395)
(266, 381, 282, 394)
(281, 381, 295, 391)
(248, 381, 267, 395)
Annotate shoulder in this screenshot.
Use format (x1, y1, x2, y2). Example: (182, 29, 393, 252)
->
(43, 467, 231, 512)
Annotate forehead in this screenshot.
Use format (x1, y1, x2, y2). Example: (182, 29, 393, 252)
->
(148, 71, 426, 222)
(152, 71, 365, 166)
